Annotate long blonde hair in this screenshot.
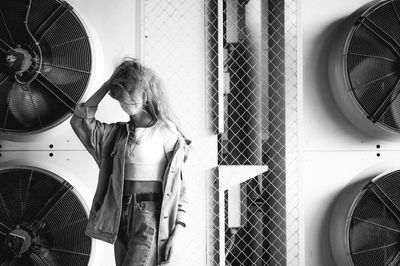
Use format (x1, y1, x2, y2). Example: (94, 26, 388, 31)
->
(108, 57, 185, 140)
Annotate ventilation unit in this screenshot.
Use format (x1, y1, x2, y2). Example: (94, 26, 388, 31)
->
(329, 0, 400, 141)
(331, 169, 400, 266)
(0, 0, 92, 134)
(0, 166, 91, 265)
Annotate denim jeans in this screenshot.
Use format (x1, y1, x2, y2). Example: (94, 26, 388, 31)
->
(114, 193, 161, 266)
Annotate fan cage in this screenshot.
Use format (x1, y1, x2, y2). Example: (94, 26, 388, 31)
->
(342, 0, 400, 134)
(0, 166, 92, 266)
(0, 0, 92, 134)
(345, 170, 400, 266)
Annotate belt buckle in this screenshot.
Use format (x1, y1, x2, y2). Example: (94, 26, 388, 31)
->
(124, 194, 133, 204)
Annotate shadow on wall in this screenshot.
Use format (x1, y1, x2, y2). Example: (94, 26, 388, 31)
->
(311, 18, 356, 266)
(319, 194, 341, 266)
(311, 17, 370, 141)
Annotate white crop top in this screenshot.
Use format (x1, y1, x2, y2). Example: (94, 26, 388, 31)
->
(124, 121, 178, 182)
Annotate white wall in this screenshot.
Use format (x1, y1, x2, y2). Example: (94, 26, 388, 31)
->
(302, 0, 400, 265)
(140, 1, 214, 265)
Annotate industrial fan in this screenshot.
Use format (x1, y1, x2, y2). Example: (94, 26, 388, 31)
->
(0, 167, 91, 265)
(331, 170, 400, 266)
(0, 0, 91, 133)
(329, 0, 400, 140)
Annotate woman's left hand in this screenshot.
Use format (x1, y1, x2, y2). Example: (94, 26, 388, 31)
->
(163, 223, 184, 263)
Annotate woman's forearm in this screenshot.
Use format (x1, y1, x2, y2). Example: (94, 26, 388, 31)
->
(83, 81, 111, 107)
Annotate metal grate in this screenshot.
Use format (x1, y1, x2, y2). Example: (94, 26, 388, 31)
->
(345, 0, 400, 132)
(142, 0, 299, 265)
(349, 171, 400, 266)
(207, 0, 298, 265)
(0, 0, 91, 133)
(0, 168, 91, 265)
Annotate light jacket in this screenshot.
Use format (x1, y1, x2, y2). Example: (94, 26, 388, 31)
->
(70, 104, 190, 262)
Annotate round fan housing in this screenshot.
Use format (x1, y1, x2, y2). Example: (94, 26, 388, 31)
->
(0, 166, 92, 265)
(0, 0, 92, 134)
(329, 0, 400, 141)
(331, 169, 400, 266)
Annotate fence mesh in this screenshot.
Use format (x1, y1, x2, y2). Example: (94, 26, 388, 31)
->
(143, 0, 298, 265)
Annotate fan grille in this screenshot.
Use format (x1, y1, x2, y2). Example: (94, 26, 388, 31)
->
(0, 167, 91, 266)
(349, 170, 400, 266)
(0, 0, 91, 133)
(346, 0, 400, 133)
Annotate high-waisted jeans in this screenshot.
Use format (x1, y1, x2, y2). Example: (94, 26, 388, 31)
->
(114, 193, 162, 266)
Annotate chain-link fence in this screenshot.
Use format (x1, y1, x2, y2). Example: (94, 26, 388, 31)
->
(142, 0, 298, 265)
(207, 0, 299, 265)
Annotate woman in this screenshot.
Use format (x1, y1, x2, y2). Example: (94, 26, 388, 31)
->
(70, 58, 190, 265)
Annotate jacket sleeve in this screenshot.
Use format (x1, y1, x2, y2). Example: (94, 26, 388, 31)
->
(175, 143, 191, 227)
(70, 103, 115, 165)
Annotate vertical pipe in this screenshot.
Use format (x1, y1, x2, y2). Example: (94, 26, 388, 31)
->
(206, 0, 220, 135)
(242, 1, 267, 265)
(264, 0, 286, 265)
(226, 1, 262, 165)
(206, 1, 221, 265)
(218, 0, 225, 134)
(225, 1, 265, 265)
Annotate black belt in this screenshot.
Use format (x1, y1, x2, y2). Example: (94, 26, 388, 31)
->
(122, 193, 162, 205)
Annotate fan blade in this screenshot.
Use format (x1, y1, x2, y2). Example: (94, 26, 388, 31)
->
(19, 170, 63, 224)
(0, 222, 11, 235)
(0, 169, 65, 225)
(366, 2, 400, 52)
(35, 73, 77, 110)
(0, 169, 91, 266)
(49, 249, 90, 265)
(32, 248, 91, 266)
(0, 0, 91, 133)
(349, 56, 398, 90)
(350, 217, 399, 253)
(8, 82, 44, 129)
(38, 217, 91, 255)
(349, 23, 398, 61)
(374, 171, 400, 208)
(0, 7, 14, 48)
(369, 183, 400, 223)
(350, 188, 400, 256)
(0, 169, 38, 225)
(0, 0, 30, 43)
(388, 250, 400, 266)
(0, 38, 11, 53)
(41, 60, 90, 86)
(0, 193, 14, 226)
(0, 75, 12, 129)
(361, 18, 400, 57)
(35, 191, 91, 257)
(375, 101, 400, 130)
(369, 78, 400, 124)
(31, 183, 71, 226)
(30, 250, 58, 266)
(352, 243, 399, 266)
(20, 170, 33, 222)
(32, 2, 71, 43)
(0, 71, 8, 84)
